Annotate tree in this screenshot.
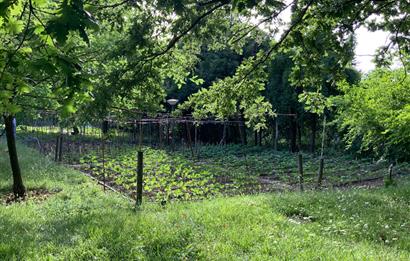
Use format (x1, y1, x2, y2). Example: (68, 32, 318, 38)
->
(159, 0, 409, 143)
(333, 68, 410, 161)
(1, 0, 97, 197)
(181, 52, 275, 131)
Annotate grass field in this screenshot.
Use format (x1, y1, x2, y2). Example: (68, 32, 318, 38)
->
(1, 142, 410, 260)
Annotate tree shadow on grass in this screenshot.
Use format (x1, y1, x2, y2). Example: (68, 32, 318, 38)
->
(269, 187, 410, 253)
(0, 207, 135, 259)
(0, 203, 200, 260)
(0, 185, 12, 196)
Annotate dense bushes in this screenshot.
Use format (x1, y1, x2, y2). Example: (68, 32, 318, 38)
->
(334, 69, 410, 161)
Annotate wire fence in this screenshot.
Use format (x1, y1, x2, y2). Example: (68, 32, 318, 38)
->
(10, 115, 410, 205)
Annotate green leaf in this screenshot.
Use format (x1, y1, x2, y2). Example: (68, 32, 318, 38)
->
(7, 18, 24, 34)
(17, 83, 32, 94)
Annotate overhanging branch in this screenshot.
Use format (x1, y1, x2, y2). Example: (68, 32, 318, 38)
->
(145, 0, 230, 60)
(238, 0, 315, 83)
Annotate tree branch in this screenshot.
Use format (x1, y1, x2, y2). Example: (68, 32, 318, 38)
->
(230, 1, 294, 45)
(87, 0, 139, 10)
(238, 0, 315, 83)
(145, 1, 230, 60)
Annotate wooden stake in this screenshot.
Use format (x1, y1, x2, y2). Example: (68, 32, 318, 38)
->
(298, 153, 304, 191)
(58, 135, 63, 162)
(102, 139, 106, 192)
(54, 135, 60, 162)
(158, 122, 162, 147)
(274, 118, 279, 151)
(186, 121, 194, 158)
(136, 151, 143, 207)
(317, 157, 324, 189)
(139, 120, 143, 150)
(316, 115, 326, 189)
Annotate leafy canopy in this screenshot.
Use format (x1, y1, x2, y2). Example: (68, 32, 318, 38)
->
(334, 68, 410, 161)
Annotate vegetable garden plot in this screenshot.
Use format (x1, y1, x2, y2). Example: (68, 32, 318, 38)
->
(80, 147, 228, 201)
(77, 144, 410, 203)
(16, 127, 410, 203)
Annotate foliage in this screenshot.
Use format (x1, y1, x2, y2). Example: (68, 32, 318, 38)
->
(181, 53, 275, 131)
(1, 0, 409, 133)
(333, 68, 410, 161)
(0, 0, 98, 117)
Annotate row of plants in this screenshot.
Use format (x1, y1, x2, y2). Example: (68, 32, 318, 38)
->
(80, 147, 229, 202)
(78, 144, 410, 203)
(16, 128, 410, 202)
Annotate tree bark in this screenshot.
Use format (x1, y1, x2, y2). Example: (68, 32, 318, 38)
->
(72, 126, 79, 135)
(4, 115, 25, 197)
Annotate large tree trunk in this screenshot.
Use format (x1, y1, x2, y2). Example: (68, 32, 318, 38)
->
(4, 115, 25, 198)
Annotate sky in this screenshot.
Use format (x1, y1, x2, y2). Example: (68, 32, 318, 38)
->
(267, 1, 392, 73)
(354, 28, 390, 73)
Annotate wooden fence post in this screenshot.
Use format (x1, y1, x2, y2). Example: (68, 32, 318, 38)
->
(298, 153, 304, 191)
(102, 138, 106, 192)
(274, 118, 279, 151)
(388, 163, 393, 183)
(166, 121, 170, 146)
(194, 124, 198, 148)
(54, 135, 60, 161)
(316, 157, 324, 189)
(185, 121, 194, 158)
(58, 135, 63, 162)
(158, 122, 162, 147)
(136, 151, 144, 207)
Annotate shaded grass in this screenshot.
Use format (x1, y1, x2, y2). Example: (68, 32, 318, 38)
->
(1, 141, 410, 260)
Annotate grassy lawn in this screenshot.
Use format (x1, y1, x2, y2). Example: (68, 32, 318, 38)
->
(1, 142, 410, 260)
